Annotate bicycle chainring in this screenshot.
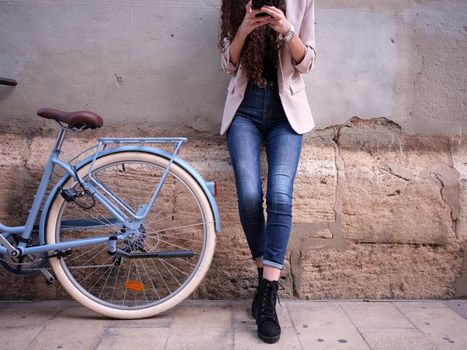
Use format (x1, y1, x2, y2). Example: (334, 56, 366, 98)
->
(0, 234, 47, 276)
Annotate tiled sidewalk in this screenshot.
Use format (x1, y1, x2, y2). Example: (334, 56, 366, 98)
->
(0, 299, 466, 350)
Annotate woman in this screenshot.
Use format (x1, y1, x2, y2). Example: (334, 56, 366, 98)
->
(218, 0, 317, 344)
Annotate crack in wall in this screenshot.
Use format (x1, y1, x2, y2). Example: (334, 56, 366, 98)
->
(412, 41, 425, 90)
(431, 172, 458, 239)
(289, 249, 302, 298)
(387, 166, 411, 181)
(447, 138, 462, 239)
(329, 124, 348, 249)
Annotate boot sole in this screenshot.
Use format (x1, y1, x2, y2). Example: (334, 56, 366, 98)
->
(258, 331, 280, 343)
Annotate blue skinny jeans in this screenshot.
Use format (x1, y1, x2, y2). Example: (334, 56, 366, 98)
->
(225, 80, 303, 271)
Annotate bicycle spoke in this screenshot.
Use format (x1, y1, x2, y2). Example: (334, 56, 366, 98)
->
(88, 261, 115, 294)
(160, 258, 190, 278)
(65, 243, 105, 264)
(159, 258, 181, 288)
(77, 254, 115, 285)
(98, 260, 115, 299)
(156, 239, 200, 255)
(140, 258, 161, 300)
(134, 258, 148, 303)
(144, 221, 207, 235)
(110, 258, 123, 304)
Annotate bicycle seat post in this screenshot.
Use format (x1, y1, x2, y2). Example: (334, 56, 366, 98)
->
(52, 125, 67, 154)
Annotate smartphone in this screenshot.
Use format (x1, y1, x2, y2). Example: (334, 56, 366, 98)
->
(252, 0, 274, 17)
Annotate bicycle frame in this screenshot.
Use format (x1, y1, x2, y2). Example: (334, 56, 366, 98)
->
(0, 126, 221, 258)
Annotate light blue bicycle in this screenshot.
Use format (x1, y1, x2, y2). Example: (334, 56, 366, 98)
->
(0, 78, 221, 319)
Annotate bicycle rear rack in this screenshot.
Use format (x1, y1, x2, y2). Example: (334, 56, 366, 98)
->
(83, 137, 188, 222)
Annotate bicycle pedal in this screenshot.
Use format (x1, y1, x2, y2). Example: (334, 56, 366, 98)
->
(60, 188, 78, 202)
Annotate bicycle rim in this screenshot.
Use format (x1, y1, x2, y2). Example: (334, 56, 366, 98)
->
(46, 151, 216, 319)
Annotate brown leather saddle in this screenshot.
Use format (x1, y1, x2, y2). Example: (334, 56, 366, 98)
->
(37, 108, 103, 129)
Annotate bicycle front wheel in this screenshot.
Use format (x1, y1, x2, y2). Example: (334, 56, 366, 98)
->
(46, 150, 216, 319)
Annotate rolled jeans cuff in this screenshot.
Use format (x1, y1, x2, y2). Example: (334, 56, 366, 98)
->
(263, 259, 284, 271)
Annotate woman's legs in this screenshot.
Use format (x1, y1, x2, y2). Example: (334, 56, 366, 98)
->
(226, 115, 266, 264)
(226, 82, 303, 282)
(262, 119, 303, 280)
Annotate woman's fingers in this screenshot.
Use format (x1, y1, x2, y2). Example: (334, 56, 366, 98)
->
(253, 17, 272, 28)
(241, 4, 273, 34)
(247, 9, 264, 18)
(249, 21, 265, 30)
(253, 22, 267, 29)
(247, 13, 268, 24)
(246, 0, 252, 12)
(260, 6, 283, 18)
(253, 16, 271, 24)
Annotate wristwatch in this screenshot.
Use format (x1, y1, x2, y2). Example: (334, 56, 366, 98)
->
(279, 24, 295, 43)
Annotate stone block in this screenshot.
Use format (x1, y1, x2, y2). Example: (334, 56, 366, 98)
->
(294, 243, 463, 299)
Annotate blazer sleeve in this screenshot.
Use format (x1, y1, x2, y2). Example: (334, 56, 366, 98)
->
(221, 36, 239, 76)
(292, 0, 317, 74)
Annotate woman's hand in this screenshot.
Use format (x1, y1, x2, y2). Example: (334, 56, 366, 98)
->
(237, 0, 272, 39)
(228, 1, 270, 66)
(261, 4, 308, 66)
(260, 5, 291, 35)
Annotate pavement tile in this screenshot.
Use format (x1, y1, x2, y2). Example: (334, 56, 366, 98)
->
(108, 310, 173, 328)
(234, 325, 302, 349)
(26, 305, 110, 350)
(170, 302, 232, 329)
(164, 302, 234, 349)
(287, 301, 370, 349)
(0, 326, 44, 350)
(286, 300, 342, 307)
(393, 302, 467, 350)
(1, 299, 467, 350)
(232, 300, 294, 328)
(164, 326, 234, 350)
(445, 300, 467, 320)
(391, 301, 448, 308)
(95, 327, 170, 350)
(339, 301, 414, 329)
(0, 301, 64, 328)
(357, 327, 437, 350)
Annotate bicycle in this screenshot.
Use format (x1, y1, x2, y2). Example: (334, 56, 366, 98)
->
(0, 78, 221, 319)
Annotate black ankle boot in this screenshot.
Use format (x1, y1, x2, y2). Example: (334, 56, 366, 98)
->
(255, 278, 284, 344)
(251, 267, 263, 318)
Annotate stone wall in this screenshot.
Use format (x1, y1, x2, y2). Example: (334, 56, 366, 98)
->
(0, 118, 465, 300)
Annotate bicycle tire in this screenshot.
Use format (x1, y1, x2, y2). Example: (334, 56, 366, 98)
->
(46, 150, 216, 319)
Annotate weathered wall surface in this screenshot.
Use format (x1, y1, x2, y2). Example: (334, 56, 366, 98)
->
(0, 0, 466, 135)
(0, 119, 465, 300)
(0, 0, 466, 300)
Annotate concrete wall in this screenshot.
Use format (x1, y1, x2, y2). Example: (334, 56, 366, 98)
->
(0, 0, 466, 301)
(0, 0, 466, 135)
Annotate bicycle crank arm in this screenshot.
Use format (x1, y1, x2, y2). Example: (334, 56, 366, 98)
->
(0, 234, 21, 257)
(113, 249, 194, 259)
(40, 268, 56, 284)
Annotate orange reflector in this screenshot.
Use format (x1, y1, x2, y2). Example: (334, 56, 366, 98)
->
(125, 279, 145, 292)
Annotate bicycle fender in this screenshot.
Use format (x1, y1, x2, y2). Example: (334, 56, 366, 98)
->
(39, 146, 222, 245)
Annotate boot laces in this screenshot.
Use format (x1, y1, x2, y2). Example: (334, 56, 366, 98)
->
(259, 280, 285, 322)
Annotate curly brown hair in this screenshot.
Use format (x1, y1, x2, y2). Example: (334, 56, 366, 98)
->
(218, 0, 286, 82)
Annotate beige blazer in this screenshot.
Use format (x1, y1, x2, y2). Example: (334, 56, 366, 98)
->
(219, 0, 317, 136)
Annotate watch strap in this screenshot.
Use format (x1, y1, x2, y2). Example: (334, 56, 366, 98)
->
(279, 24, 295, 43)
